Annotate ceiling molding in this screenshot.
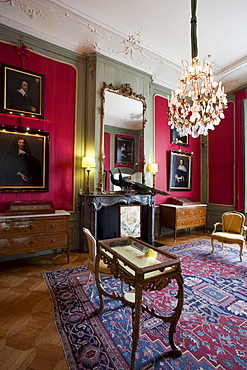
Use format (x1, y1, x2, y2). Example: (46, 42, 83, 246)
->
(1, 0, 247, 93)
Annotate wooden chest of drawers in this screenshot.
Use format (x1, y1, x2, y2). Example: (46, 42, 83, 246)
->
(160, 204, 207, 241)
(0, 210, 70, 262)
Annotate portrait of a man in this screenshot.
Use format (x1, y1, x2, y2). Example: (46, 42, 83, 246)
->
(0, 129, 49, 192)
(3, 64, 44, 118)
(8, 79, 37, 113)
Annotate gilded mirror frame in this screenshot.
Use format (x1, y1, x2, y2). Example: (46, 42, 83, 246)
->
(98, 82, 146, 194)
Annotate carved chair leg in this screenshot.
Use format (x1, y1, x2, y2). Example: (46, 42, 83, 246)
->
(90, 276, 96, 299)
(210, 239, 215, 254)
(85, 269, 92, 284)
(239, 243, 243, 262)
(84, 269, 96, 299)
(121, 280, 125, 295)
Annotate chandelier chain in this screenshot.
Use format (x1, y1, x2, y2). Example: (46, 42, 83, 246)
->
(167, 0, 228, 138)
(191, 0, 198, 59)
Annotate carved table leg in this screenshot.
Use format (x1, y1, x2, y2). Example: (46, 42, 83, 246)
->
(131, 285, 142, 370)
(168, 272, 184, 356)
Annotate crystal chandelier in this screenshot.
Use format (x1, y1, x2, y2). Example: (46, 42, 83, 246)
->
(167, 0, 228, 138)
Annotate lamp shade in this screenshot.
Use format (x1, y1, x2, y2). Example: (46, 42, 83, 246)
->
(81, 156, 95, 168)
(149, 163, 158, 173)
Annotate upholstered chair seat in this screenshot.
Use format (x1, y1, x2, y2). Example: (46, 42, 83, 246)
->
(88, 259, 111, 275)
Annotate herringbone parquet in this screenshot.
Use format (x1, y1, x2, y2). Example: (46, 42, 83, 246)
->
(0, 230, 211, 370)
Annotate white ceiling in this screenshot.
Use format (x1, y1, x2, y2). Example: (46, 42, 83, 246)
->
(1, 0, 247, 92)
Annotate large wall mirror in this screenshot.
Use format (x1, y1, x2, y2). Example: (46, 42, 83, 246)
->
(98, 82, 146, 193)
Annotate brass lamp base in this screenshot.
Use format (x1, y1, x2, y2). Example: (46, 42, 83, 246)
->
(85, 169, 92, 194)
(152, 173, 156, 188)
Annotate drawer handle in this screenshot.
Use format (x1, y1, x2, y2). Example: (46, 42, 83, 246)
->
(29, 241, 34, 246)
(4, 227, 10, 232)
(51, 239, 56, 243)
(50, 224, 56, 228)
(4, 243, 10, 248)
(28, 225, 34, 230)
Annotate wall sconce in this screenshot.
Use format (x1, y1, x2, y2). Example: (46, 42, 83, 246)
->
(81, 156, 95, 194)
(148, 163, 158, 188)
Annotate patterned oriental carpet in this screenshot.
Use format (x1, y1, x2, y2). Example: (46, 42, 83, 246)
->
(43, 240, 247, 370)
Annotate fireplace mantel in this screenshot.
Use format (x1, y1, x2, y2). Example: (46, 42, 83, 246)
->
(91, 194, 153, 211)
(80, 193, 155, 251)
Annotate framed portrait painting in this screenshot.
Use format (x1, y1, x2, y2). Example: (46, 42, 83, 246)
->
(2, 64, 44, 119)
(115, 135, 134, 166)
(0, 126, 49, 192)
(171, 128, 189, 146)
(168, 150, 192, 191)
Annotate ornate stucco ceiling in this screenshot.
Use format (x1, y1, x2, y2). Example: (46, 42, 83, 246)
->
(1, 0, 247, 92)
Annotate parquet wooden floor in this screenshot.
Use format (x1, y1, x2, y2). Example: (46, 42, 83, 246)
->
(0, 230, 211, 370)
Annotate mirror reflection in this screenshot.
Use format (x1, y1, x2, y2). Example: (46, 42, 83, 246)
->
(99, 83, 146, 193)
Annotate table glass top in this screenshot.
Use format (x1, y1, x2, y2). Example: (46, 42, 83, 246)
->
(99, 237, 179, 272)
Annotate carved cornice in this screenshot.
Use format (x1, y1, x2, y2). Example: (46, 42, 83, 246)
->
(2, 0, 47, 20)
(1, 0, 246, 92)
(89, 61, 96, 80)
(0, 0, 180, 89)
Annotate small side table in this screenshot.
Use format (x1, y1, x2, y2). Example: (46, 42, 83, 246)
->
(95, 237, 184, 370)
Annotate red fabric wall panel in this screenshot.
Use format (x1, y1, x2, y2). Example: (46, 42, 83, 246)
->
(0, 42, 76, 212)
(154, 95, 201, 205)
(235, 90, 247, 211)
(208, 102, 234, 205)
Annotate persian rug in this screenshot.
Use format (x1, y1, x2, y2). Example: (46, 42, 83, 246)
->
(43, 240, 247, 370)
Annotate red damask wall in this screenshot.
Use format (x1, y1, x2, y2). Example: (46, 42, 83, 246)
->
(208, 102, 235, 206)
(0, 42, 76, 212)
(154, 96, 238, 208)
(154, 95, 201, 205)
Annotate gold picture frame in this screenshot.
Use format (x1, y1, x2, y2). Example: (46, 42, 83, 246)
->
(2, 64, 44, 119)
(0, 126, 49, 192)
(169, 150, 192, 191)
(171, 128, 189, 146)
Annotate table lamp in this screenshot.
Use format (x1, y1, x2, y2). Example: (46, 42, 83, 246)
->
(82, 156, 95, 194)
(148, 163, 158, 188)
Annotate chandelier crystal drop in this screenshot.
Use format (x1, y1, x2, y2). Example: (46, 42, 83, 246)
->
(167, 0, 228, 138)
